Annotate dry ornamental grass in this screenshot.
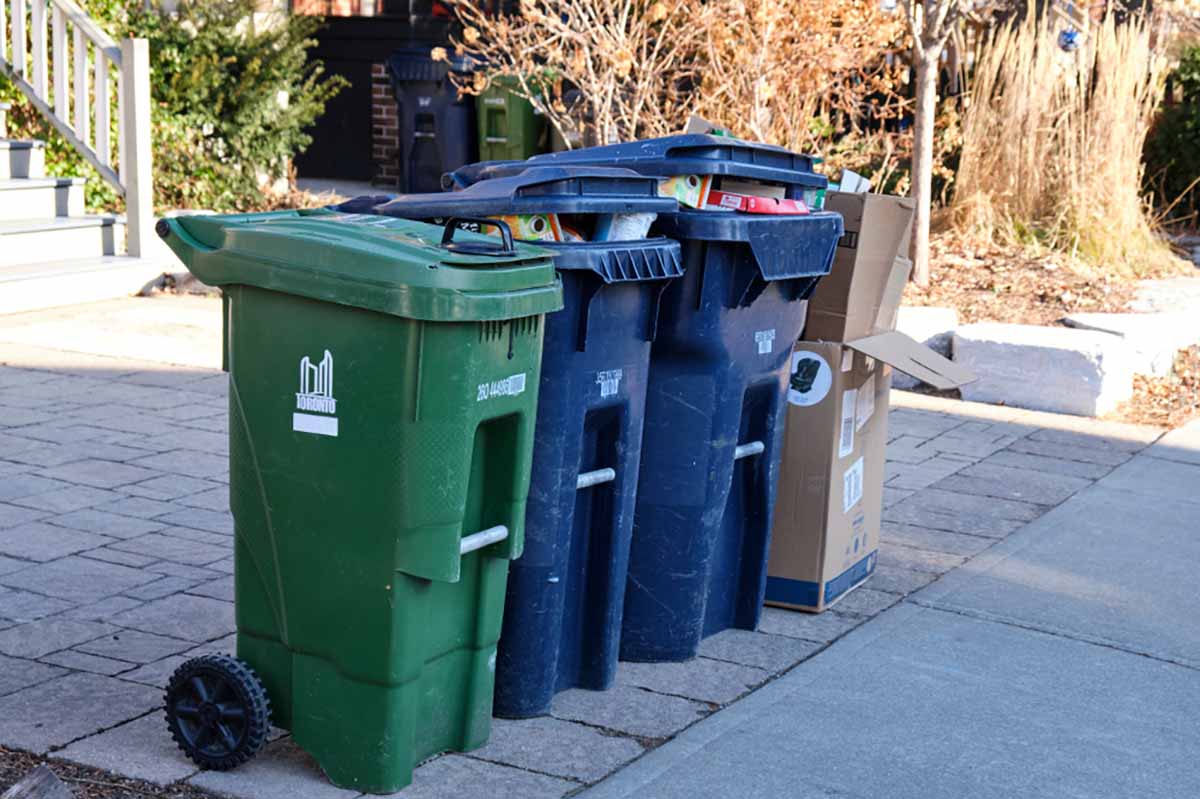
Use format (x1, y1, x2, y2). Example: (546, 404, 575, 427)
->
(952, 10, 1187, 277)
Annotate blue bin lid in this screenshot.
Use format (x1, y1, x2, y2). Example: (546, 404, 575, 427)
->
(332, 166, 683, 284)
(386, 47, 475, 82)
(444, 135, 827, 191)
(336, 166, 678, 218)
(657, 210, 842, 283)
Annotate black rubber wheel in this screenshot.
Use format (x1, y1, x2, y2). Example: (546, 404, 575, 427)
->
(164, 654, 270, 770)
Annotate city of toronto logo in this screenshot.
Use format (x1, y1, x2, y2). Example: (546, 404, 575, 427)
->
(292, 350, 338, 437)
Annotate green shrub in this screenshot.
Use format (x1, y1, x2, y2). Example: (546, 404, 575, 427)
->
(0, 0, 346, 212)
(1144, 43, 1200, 223)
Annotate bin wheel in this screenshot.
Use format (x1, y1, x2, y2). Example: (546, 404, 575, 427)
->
(165, 654, 271, 770)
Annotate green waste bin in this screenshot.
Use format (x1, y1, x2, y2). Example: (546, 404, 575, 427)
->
(154, 210, 563, 794)
(477, 75, 547, 162)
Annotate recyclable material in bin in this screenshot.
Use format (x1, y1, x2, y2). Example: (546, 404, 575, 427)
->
(387, 48, 478, 192)
(344, 167, 685, 718)
(446, 139, 844, 661)
(155, 209, 562, 793)
(445, 134, 827, 195)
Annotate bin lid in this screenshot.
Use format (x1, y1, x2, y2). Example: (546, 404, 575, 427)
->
(658, 210, 844, 282)
(156, 210, 563, 322)
(341, 166, 678, 218)
(386, 47, 475, 82)
(444, 135, 827, 191)
(527, 239, 683, 284)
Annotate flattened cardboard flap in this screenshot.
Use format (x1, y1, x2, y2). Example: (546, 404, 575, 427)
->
(846, 330, 976, 390)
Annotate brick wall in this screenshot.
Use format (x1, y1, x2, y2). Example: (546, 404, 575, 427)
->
(371, 63, 401, 187)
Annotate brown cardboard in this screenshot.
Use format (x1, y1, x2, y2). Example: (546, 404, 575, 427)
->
(805, 192, 914, 342)
(765, 343, 890, 612)
(875, 255, 912, 332)
(768, 193, 972, 612)
(847, 331, 976, 391)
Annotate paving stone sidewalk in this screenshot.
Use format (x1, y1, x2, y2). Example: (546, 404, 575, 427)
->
(0, 318, 1166, 798)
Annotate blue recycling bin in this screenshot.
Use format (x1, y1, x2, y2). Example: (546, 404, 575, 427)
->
(386, 48, 478, 193)
(448, 137, 843, 661)
(334, 166, 683, 716)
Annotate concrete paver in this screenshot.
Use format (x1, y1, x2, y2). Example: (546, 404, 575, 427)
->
(472, 716, 644, 782)
(399, 754, 577, 799)
(614, 658, 771, 706)
(0, 297, 1186, 798)
(0, 672, 160, 753)
(578, 605, 1200, 799)
(551, 685, 709, 739)
(56, 714, 199, 786)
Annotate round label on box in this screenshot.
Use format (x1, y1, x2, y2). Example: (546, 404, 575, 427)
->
(787, 351, 832, 406)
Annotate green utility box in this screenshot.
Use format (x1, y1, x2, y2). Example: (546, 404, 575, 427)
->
(156, 211, 562, 794)
(477, 75, 547, 161)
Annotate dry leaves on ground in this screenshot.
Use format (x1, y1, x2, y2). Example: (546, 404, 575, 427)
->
(903, 232, 1151, 325)
(1110, 346, 1200, 429)
(0, 747, 204, 799)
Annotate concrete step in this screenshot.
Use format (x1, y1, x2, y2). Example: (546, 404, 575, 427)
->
(0, 255, 172, 315)
(0, 216, 125, 267)
(0, 140, 46, 180)
(0, 177, 85, 220)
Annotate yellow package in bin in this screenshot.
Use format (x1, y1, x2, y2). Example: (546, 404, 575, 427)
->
(489, 214, 562, 242)
(658, 175, 712, 209)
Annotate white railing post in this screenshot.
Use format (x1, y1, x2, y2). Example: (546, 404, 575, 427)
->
(12, 0, 26, 76)
(51, 5, 65, 116)
(30, 0, 46, 97)
(73, 26, 88, 143)
(95, 50, 109, 166)
(120, 37, 152, 258)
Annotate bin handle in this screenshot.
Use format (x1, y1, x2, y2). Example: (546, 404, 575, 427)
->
(734, 441, 765, 460)
(576, 467, 616, 490)
(460, 524, 509, 555)
(441, 217, 517, 256)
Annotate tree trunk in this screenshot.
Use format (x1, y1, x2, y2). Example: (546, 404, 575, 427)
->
(910, 46, 940, 287)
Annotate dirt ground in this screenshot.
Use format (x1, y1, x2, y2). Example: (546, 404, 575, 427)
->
(905, 232, 1200, 429)
(1110, 346, 1200, 428)
(0, 748, 200, 799)
(904, 232, 1192, 325)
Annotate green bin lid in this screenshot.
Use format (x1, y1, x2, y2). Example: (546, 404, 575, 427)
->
(157, 209, 563, 322)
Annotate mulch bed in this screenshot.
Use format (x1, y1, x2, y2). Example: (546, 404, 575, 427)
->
(1109, 346, 1200, 429)
(903, 233, 1152, 326)
(0, 747, 207, 799)
(901, 232, 1199, 429)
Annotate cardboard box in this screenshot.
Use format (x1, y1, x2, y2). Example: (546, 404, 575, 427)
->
(805, 192, 914, 342)
(766, 342, 891, 612)
(766, 227, 975, 613)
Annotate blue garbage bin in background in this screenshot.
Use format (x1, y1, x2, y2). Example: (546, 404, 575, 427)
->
(447, 136, 843, 662)
(386, 48, 478, 193)
(334, 166, 684, 715)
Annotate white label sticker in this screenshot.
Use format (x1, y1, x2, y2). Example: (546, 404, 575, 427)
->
(596, 369, 623, 399)
(293, 350, 339, 437)
(755, 329, 776, 355)
(839, 389, 857, 458)
(856, 375, 876, 432)
(477, 373, 527, 401)
(788, 351, 833, 407)
(841, 350, 855, 372)
(843, 457, 864, 514)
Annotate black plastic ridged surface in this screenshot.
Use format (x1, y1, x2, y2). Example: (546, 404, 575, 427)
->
(593, 244, 685, 283)
(165, 654, 271, 771)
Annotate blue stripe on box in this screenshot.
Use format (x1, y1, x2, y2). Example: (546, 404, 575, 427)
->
(765, 575, 821, 608)
(765, 550, 877, 609)
(824, 550, 877, 605)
